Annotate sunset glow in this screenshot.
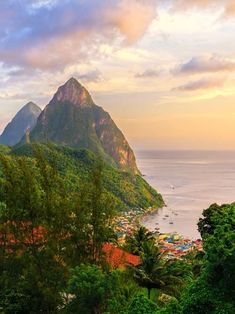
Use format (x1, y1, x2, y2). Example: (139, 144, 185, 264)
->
(1, 0, 235, 149)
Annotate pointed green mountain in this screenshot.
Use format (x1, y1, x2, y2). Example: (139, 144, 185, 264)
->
(0, 102, 42, 146)
(29, 78, 139, 173)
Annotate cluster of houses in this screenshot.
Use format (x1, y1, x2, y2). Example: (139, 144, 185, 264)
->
(113, 207, 155, 244)
(114, 210, 203, 260)
(157, 233, 203, 258)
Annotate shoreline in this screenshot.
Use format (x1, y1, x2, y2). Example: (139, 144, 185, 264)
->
(114, 205, 164, 243)
(114, 206, 203, 258)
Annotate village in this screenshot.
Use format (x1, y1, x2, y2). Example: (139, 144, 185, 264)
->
(114, 208, 203, 259)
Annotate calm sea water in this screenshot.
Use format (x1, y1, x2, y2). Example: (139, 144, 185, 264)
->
(136, 150, 235, 239)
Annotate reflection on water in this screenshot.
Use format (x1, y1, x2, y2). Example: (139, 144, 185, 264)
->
(136, 150, 235, 239)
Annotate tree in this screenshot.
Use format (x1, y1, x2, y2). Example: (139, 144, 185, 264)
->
(202, 204, 235, 298)
(66, 264, 133, 314)
(66, 264, 107, 314)
(183, 203, 235, 313)
(126, 294, 158, 314)
(0, 153, 66, 312)
(130, 241, 186, 300)
(88, 160, 117, 265)
(0, 146, 119, 311)
(198, 203, 227, 238)
(125, 226, 156, 255)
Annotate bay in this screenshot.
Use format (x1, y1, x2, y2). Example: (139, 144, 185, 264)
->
(136, 150, 235, 239)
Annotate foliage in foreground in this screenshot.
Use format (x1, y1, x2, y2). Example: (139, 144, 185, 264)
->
(66, 264, 137, 314)
(182, 203, 235, 314)
(0, 147, 116, 312)
(0, 145, 234, 313)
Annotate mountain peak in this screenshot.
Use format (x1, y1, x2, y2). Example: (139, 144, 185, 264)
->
(24, 101, 38, 107)
(51, 77, 94, 107)
(0, 102, 42, 146)
(66, 77, 80, 85)
(29, 79, 139, 173)
(22, 102, 41, 113)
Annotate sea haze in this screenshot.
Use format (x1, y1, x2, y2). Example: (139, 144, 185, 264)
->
(136, 150, 235, 239)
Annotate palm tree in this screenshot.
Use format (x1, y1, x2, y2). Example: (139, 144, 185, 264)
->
(126, 226, 156, 255)
(130, 241, 186, 299)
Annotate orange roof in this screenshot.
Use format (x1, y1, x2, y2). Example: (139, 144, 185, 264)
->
(103, 243, 141, 269)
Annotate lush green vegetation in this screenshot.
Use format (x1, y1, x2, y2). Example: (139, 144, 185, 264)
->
(0, 145, 10, 155)
(182, 203, 235, 314)
(0, 145, 119, 312)
(10, 143, 164, 211)
(0, 144, 234, 313)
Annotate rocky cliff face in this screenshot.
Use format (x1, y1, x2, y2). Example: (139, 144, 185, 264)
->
(0, 102, 42, 146)
(51, 78, 93, 107)
(30, 78, 139, 173)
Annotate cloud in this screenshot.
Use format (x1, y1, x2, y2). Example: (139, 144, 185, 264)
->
(171, 0, 220, 10)
(169, 0, 235, 17)
(0, 0, 158, 71)
(73, 70, 103, 83)
(7, 67, 38, 78)
(135, 69, 160, 78)
(223, 2, 235, 17)
(174, 77, 225, 92)
(176, 55, 235, 74)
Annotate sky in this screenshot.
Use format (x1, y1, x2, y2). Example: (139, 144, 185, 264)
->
(1, 0, 235, 150)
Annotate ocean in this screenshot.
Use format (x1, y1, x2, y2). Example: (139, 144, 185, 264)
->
(136, 150, 235, 239)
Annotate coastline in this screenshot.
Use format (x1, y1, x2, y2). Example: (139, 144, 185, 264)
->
(114, 206, 203, 259)
(139, 206, 203, 258)
(114, 206, 162, 243)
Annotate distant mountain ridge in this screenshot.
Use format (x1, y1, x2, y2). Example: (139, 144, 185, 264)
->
(28, 78, 139, 173)
(0, 102, 42, 146)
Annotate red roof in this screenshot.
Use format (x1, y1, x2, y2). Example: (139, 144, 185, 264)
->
(103, 243, 141, 269)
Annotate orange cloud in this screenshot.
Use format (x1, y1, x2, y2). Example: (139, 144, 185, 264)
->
(106, 0, 157, 43)
(224, 2, 235, 17)
(171, 0, 235, 16)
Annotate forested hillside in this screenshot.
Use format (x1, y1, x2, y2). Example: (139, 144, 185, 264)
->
(9, 143, 163, 211)
(0, 145, 234, 313)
